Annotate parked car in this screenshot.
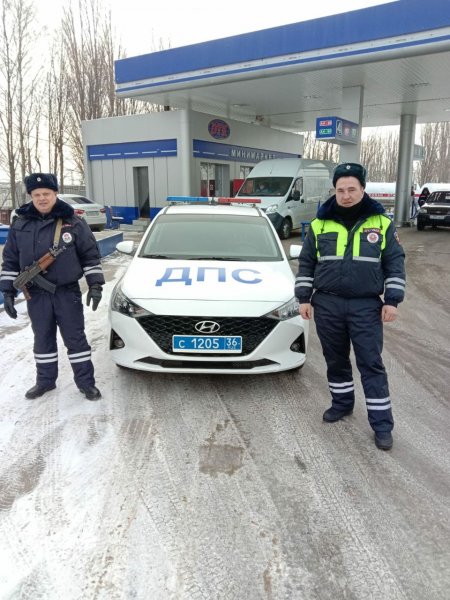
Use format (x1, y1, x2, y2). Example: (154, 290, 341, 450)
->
(108, 197, 308, 374)
(417, 190, 450, 231)
(10, 194, 107, 231)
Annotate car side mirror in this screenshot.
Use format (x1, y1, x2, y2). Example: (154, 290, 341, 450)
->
(289, 244, 302, 259)
(116, 240, 135, 255)
(292, 190, 300, 201)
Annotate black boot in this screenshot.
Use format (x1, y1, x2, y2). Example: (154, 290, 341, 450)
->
(374, 432, 393, 450)
(79, 386, 101, 401)
(323, 406, 353, 422)
(25, 384, 56, 399)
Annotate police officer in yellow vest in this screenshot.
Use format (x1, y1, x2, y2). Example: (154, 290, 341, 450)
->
(295, 163, 405, 450)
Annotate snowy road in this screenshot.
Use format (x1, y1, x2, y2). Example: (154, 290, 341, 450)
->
(0, 228, 449, 599)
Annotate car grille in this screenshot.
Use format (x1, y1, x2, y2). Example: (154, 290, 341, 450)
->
(137, 315, 278, 356)
(137, 357, 277, 369)
(428, 207, 450, 215)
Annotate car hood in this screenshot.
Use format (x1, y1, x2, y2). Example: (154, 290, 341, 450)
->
(423, 202, 450, 209)
(121, 258, 295, 308)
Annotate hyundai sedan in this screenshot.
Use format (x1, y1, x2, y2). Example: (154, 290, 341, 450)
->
(108, 198, 308, 374)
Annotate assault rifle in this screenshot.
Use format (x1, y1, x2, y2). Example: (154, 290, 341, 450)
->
(13, 247, 66, 300)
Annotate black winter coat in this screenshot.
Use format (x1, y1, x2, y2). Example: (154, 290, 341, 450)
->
(295, 194, 406, 306)
(0, 199, 105, 294)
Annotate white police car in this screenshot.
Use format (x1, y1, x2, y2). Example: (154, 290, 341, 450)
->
(108, 197, 308, 374)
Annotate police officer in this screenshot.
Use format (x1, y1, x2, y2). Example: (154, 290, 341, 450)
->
(0, 173, 105, 400)
(295, 163, 405, 450)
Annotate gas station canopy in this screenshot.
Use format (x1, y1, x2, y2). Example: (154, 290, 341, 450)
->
(115, 0, 450, 132)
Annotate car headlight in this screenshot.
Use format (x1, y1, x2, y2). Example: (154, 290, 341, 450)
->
(419, 208, 427, 214)
(265, 204, 279, 215)
(110, 283, 152, 318)
(265, 297, 299, 321)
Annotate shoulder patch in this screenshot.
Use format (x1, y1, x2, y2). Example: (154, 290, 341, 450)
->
(394, 230, 400, 243)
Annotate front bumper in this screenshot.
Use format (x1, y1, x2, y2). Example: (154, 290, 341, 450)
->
(417, 214, 450, 227)
(109, 312, 308, 374)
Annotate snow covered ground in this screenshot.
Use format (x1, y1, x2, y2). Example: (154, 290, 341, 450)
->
(0, 230, 449, 599)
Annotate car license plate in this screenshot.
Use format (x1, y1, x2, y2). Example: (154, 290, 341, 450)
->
(172, 335, 242, 353)
(88, 211, 100, 216)
(430, 215, 445, 220)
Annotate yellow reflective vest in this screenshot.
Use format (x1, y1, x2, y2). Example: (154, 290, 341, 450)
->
(295, 213, 405, 303)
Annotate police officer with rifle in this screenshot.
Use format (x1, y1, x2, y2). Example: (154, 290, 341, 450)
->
(0, 173, 105, 400)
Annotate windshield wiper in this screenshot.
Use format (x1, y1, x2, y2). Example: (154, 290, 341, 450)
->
(142, 254, 172, 259)
(143, 254, 248, 261)
(199, 256, 246, 261)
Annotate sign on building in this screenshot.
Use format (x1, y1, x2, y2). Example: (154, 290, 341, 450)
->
(315, 116, 359, 145)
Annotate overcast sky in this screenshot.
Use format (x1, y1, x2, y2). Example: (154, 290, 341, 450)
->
(110, 0, 397, 56)
(42, 0, 397, 57)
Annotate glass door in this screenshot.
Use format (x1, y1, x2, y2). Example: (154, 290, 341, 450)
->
(133, 166, 150, 218)
(200, 163, 230, 197)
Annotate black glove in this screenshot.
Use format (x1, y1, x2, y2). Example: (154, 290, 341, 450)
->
(3, 293, 17, 319)
(86, 284, 102, 311)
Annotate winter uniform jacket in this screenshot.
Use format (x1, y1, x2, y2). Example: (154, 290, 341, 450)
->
(295, 194, 406, 307)
(0, 199, 105, 294)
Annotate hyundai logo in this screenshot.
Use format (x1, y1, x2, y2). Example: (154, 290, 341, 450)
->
(194, 320, 221, 334)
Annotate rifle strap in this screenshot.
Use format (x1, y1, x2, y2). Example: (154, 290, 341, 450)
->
(53, 218, 63, 250)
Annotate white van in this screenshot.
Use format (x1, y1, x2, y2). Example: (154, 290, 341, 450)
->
(235, 158, 335, 238)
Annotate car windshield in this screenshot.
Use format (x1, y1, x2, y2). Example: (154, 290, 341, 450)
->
(238, 177, 292, 197)
(139, 214, 283, 261)
(427, 192, 450, 204)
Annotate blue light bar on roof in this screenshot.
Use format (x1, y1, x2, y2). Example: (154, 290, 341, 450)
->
(167, 196, 261, 204)
(167, 196, 209, 202)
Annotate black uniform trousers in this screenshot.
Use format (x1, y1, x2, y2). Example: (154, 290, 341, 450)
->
(312, 291, 394, 433)
(27, 283, 95, 390)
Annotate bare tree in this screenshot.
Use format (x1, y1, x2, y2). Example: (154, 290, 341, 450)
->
(416, 122, 450, 185)
(44, 39, 70, 190)
(302, 131, 339, 162)
(302, 127, 402, 182)
(360, 128, 399, 182)
(59, 0, 150, 179)
(0, 0, 38, 207)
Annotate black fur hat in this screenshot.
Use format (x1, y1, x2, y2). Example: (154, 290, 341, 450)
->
(332, 163, 367, 188)
(24, 173, 59, 194)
